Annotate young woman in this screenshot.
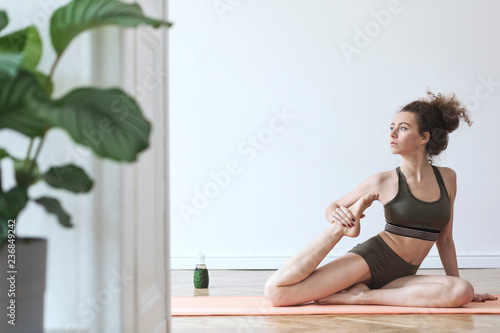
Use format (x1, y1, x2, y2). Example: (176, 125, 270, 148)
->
(265, 92, 497, 307)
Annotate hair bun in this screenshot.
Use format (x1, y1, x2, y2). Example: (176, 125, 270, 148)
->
(426, 91, 472, 133)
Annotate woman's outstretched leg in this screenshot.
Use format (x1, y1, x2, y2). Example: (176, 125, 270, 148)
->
(265, 193, 377, 306)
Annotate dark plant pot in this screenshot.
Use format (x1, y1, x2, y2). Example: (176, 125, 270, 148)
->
(0, 238, 47, 333)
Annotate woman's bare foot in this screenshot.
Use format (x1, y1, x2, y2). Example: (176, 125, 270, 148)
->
(314, 283, 370, 305)
(342, 193, 379, 237)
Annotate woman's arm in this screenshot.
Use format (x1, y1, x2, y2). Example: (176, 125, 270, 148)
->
(325, 172, 386, 225)
(436, 167, 459, 277)
(436, 167, 497, 302)
(436, 211, 459, 277)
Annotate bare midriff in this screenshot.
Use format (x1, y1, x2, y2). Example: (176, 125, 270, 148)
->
(379, 231, 435, 265)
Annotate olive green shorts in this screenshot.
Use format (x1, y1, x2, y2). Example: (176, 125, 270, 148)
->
(348, 234, 420, 289)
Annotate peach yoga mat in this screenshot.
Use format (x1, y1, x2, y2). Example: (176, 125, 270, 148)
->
(171, 296, 500, 316)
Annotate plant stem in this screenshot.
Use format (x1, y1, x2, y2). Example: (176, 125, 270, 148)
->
(46, 54, 62, 92)
(26, 53, 63, 180)
(0, 166, 3, 193)
(27, 133, 46, 179)
(23, 139, 34, 170)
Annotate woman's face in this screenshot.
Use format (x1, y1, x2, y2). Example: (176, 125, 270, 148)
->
(389, 111, 427, 156)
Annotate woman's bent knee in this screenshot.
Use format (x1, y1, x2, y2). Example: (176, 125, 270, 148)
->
(264, 282, 287, 307)
(264, 278, 301, 307)
(449, 278, 474, 307)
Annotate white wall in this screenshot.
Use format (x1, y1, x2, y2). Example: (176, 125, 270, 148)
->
(169, 0, 500, 269)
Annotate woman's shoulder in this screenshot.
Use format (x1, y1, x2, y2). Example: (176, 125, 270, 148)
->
(360, 170, 399, 204)
(435, 166, 457, 181)
(434, 166, 457, 198)
(366, 169, 398, 186)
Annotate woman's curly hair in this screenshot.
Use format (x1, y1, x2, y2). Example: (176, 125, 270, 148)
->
(401, 92, 472, 163)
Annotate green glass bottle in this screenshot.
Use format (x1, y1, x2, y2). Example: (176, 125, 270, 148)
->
(194, 251, 209, 289)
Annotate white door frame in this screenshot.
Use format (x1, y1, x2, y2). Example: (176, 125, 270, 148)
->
(120, 0, 170, 331)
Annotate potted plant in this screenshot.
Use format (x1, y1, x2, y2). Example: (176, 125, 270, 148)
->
(0, 0, 171, 331)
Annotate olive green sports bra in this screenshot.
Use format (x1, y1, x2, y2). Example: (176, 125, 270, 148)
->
(383, 166, 451, 241)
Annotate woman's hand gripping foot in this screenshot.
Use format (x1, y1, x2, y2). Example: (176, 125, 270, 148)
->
(331, 193, 379, 238)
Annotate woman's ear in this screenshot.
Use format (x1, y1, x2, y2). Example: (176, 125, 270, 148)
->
(421, 132, 430, 144)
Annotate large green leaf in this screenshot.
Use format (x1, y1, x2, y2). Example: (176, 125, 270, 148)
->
(44, 164, 93, 193)
(0, 11, 8, 33)
(39, 88, 151, 161)
(0, 70, 49, 137)
(32, 70, 54, 95)
(51, 0, 172, 56)
(0, 186, 28, 219)
(0, 53, 24, 80)
(34, 197, 72, 227)
(0, 147, 9, 160)
(0, 26, 42, 70)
